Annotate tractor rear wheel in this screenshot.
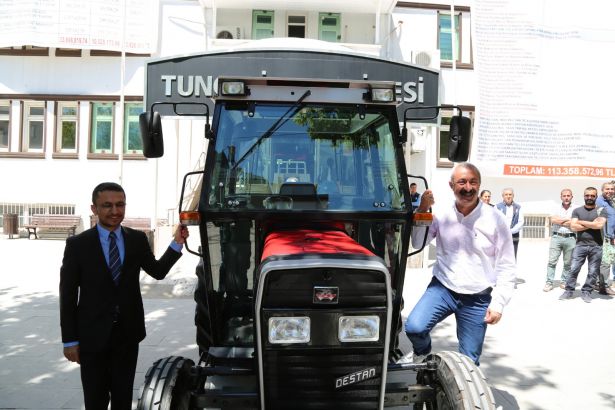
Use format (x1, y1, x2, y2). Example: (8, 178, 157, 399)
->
(416, 351, 496, 410)
(137, 356, 195, 410)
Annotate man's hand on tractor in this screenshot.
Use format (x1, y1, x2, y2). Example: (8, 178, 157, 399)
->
(174, 224, 189, 244)
(417, 189, 434, 212)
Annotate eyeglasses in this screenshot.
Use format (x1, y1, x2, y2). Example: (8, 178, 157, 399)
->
(99, 202, 126, 209)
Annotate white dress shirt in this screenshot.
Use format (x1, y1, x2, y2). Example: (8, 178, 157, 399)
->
(412, 201, 517, 313)
(502, 204, 524, 235)
(551, 203, 577, 234)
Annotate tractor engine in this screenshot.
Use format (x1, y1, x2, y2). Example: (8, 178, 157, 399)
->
(255, 229, 392, 409)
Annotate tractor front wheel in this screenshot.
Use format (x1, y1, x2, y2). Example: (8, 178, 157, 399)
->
(137, 356, 195, 410)
(416, 351, 496, 410)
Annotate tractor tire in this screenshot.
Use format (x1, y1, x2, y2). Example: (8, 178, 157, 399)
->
(137, 356, 195, 410)
(416, 351, 496, 410)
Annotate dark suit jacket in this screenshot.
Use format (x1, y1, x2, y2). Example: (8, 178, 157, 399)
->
(59, 226, 181, 352)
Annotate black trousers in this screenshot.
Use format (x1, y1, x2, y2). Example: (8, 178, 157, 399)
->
(512, 233, 520, 260)
(79, 323, 139, 410)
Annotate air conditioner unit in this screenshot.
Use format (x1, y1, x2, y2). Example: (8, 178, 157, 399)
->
(411, 50, 437, 68)
(410, 126, 427, 153)
(216, 26, 242, 39)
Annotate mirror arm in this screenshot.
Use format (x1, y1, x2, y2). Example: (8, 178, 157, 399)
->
(407, 173, 431, 257)
(177, 170, 206, 258)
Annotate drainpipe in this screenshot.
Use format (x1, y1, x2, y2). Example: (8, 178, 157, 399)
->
(450, 1, 457, 109)
(118, 0, 127, 185)
(375, 0, 382, 44)
(199, 0, 213, 51)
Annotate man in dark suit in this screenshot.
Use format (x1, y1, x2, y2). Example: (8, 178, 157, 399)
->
(60, 182, 188, 409)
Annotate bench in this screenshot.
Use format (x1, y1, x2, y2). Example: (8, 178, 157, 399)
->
(25, 215, 81, 239)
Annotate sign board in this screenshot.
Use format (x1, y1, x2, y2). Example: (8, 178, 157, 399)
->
(143, 50, 440, 123)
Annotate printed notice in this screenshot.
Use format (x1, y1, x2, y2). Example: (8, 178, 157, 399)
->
(0, 0, 156, 53)
(471, 0, 615, 177)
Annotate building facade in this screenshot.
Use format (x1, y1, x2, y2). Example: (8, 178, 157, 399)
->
(0, 0, 483, 241)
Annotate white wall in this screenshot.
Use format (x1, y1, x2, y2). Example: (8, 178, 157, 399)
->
(0, 55, 145, 95)
(159, 0, 207, 56)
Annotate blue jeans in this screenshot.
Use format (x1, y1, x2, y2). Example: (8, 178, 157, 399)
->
(564, 244, 602, 292)
(546, 235, 576, 284)
(404, 277, 491, 365)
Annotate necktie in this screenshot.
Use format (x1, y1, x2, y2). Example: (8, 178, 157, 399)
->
(108, 231, 122, 285)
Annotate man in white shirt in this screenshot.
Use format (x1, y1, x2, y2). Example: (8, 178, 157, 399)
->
(544, 189, 577, 292)
(495, 188, 524, 259)
(404, 163, 516, 365)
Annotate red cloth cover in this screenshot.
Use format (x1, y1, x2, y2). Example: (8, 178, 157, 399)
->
(261, 229, 374, 261)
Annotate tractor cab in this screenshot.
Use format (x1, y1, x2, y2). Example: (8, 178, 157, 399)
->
(137, 76, 491, 410)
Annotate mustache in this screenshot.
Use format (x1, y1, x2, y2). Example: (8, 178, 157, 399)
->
(585, 199, 596, 205)
(460, 189, 476, 196)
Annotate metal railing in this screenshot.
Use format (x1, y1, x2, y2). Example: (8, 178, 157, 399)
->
(521, 214, 549, 239)
(0, 203, 76, 227)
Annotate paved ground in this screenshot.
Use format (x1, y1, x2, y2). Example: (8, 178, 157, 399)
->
(1, 234, 614, 409)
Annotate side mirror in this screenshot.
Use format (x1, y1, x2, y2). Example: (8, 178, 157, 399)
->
(448, 115, 471, 162)
(139, 111, 164, 158)
(399, 126, 408, 144)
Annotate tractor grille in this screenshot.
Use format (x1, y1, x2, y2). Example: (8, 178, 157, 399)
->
(261, 267, 387, 308)
(262, 348, 383, 409)
(256, 257, 390, 409)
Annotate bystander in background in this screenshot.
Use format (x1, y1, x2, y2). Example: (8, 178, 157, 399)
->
(480, 190, 494, 206)
(410, 182, 421, 208)
(596, 181, 615, 295)
(544, 189, 577, 292)
(496, 188, 524, 260)
(559, 187, 606, 303)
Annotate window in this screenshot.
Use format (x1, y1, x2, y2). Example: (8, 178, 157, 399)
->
(438, 12, 461, 62)
(209, 103, 403, 211)
(287, 15, 306, 38)
(124, 103, 143, 154)
(56, 102, 78, 153)
(0, 46, 49, 56)
(0, 102, 9, 151)
(55, 48, 82, 57)
(252, 10, 274, 40)
(437, 109, 473, 167)
(22, 102, 45, 152)
(319, 13, 341, 42)
(91, 102, 114, 153)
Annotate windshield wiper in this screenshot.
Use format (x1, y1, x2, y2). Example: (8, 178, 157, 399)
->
(230, 90, 311, 172)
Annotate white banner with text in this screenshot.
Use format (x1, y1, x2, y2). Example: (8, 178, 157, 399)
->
(471, 0, 615, 178)
(0, 0, 157, 53)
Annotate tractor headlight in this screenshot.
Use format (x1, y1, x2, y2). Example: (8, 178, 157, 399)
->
(268, 317, 310, 344)
(220, 81, 248, 96)
(370, 88, 395, 102)
(338, 316, 380, 342)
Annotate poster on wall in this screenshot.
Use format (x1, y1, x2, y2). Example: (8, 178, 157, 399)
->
(471, 0, 615, 178)
(0, 0, 157, 54)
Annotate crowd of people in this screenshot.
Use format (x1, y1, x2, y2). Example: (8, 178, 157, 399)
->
(480, 181, 615, 301)
(402, 167, 615, 367)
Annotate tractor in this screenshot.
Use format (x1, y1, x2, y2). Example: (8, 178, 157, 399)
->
(137, 76, 494, 409)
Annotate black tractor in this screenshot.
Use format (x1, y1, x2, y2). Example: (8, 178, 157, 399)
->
(137, 76, 493, 409)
